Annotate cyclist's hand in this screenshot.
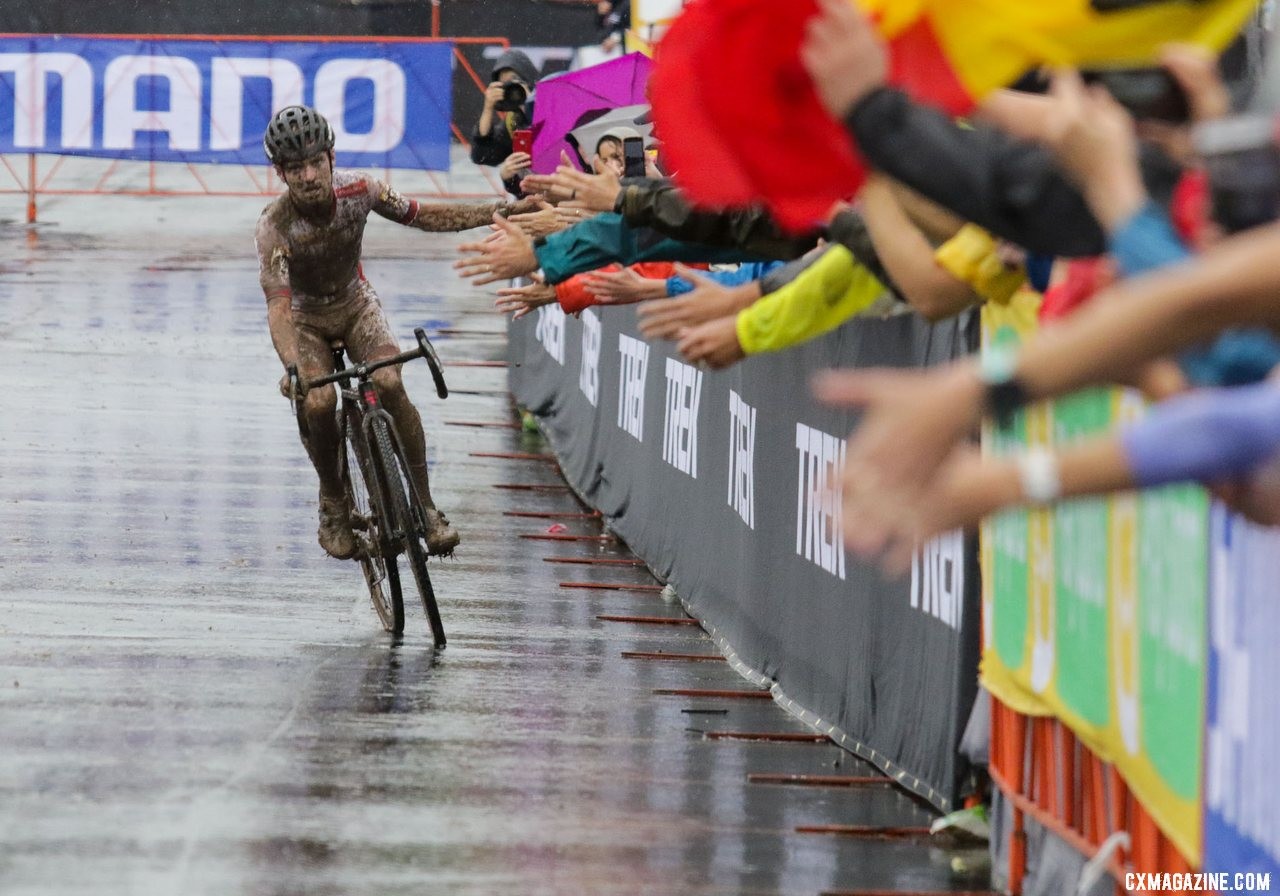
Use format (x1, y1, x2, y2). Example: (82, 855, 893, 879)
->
(279, 369, 306, 400)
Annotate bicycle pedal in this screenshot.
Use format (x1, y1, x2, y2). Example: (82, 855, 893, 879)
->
(349, 511, 371, 532)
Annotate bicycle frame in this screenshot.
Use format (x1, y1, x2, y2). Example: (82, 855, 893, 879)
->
(342, 374, 427, 547)
(288, 326, 449, 643)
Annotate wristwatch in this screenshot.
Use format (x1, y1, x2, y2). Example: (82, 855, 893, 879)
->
(1016, 447, 1061, 505)
(980, 343, 1030, 430)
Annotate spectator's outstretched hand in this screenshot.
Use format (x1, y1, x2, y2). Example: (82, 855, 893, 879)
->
(455, 213, 539, 285)
(873, 445, 1027, 574)
(523, 163, 622, 213)
(800, 0, 887, 120)
(1037, 69, 1144, 231)
(812, 363, 985, 567)
(495, 276, 558, 320)
(1161, 43, 1230, 124)
(554, 205, 597, 227)
(507, 201, 564, 239)
(637, 265, 756, 340)
(583, 267, 667, 304)
(676, 315, 745, 370)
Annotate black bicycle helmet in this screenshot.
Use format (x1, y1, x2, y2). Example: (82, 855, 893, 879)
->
(263, 105, 335, 164)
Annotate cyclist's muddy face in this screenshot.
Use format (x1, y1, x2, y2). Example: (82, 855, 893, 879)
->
(279, 152, 334, 211)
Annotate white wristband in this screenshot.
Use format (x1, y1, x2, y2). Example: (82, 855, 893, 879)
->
(1016, 447, 1061, 505)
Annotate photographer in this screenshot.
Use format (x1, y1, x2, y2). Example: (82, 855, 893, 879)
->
(596, 0, 631, 54)
(471, 50, 539, 172)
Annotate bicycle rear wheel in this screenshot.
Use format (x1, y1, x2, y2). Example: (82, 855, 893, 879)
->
(345, 409, 404, 634)
(371, 417, 446, 649)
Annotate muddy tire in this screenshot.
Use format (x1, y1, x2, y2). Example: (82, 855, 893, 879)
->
(371, 417, 446, 648)
(345, 409, 404, 634)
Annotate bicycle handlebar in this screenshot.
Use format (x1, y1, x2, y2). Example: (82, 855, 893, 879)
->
(302, 327, 449, 399)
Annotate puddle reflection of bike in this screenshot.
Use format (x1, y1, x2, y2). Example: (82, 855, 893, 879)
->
(289, 328, 448, 646)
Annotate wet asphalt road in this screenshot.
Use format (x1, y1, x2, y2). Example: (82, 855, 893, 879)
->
(0, 198, 988, 895)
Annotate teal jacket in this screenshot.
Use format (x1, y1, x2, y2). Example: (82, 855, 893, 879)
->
(533, 213, 758, 285)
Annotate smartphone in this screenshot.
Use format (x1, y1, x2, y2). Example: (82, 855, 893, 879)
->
(1080, 67, 1190, 123)
(623, 137, 646, 178)
(512, 129, 533, 156)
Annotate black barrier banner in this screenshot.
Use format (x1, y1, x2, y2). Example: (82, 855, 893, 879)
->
(509, 302, 981, 810)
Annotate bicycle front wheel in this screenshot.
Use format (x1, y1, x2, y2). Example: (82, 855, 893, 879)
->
(371, 417, 446, 649)
(346, 408, 404, 634)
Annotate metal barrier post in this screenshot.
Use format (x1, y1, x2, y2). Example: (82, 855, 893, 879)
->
(27, 154, 37, 223)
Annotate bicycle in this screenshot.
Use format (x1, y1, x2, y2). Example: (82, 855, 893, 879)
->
(288, 327, 450, 646)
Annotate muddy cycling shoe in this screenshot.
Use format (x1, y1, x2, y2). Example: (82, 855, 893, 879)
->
(424, 508, 460, 557)
(318, 495, 358, 560)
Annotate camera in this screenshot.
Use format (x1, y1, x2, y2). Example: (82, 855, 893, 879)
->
(1080, 67, 1190, 123)
(494, 80, 529, 113)
(1196, 114, 1280, 234)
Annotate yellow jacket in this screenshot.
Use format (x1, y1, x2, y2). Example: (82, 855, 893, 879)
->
(735, 224, 1027, 356)
(735, 245, 888, 355)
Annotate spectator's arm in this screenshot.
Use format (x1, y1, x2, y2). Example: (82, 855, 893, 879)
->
(846, 88, 1108, 257)
(735, 244, 888, 355)
(933, 225, 1027, 308)
(616, 182, 820, 260)
(859, 178, 984, 321)
(758, 246, 832, 295)
(666, 261, 781, 296)
(1123, 382, 1280, 486)
(469, 116, 513, 167)
(533, 213, 760, 284)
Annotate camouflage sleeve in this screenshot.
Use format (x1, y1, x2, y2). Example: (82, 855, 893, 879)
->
(255, 211, 292, 304)
(368, 176, 510, 232)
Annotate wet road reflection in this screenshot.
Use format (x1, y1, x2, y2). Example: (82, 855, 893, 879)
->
(1, 206, 987, 895)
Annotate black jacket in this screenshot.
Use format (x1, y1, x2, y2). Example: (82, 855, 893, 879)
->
(614, 179, 820, 260)
(845, 87, 1181, 258)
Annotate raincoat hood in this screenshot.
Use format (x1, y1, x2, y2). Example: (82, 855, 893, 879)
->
(491, 49, 539, 87)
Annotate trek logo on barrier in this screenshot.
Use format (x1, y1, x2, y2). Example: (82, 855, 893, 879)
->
(535, 303, 566, 366)
(795, 424, 846, 580)
(662, 359, 702, 478)
(617, 334, 649, 442)
(578, 309, 600, 407)
(911, 531, 964, 631)
(0, 37, 452, 169)
(727, 391, 756, 529)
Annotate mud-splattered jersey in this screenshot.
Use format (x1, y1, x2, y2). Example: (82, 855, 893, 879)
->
(255, 170, 422, 306)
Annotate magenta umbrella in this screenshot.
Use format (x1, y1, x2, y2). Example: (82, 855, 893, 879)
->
(530, 52, 654, 173)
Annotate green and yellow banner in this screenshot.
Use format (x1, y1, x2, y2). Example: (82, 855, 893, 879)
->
(980, 298, 1208, 864)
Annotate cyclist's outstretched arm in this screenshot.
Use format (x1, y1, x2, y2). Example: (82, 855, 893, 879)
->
(367, 177, 538, 232)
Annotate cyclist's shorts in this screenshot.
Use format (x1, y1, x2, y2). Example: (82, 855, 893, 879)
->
(292, 281, 399, 376)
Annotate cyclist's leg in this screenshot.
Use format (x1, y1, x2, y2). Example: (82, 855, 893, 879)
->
(346, 286, 459, 555)
(294, 307, 356, 558)
(293, 311, 344, 496)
